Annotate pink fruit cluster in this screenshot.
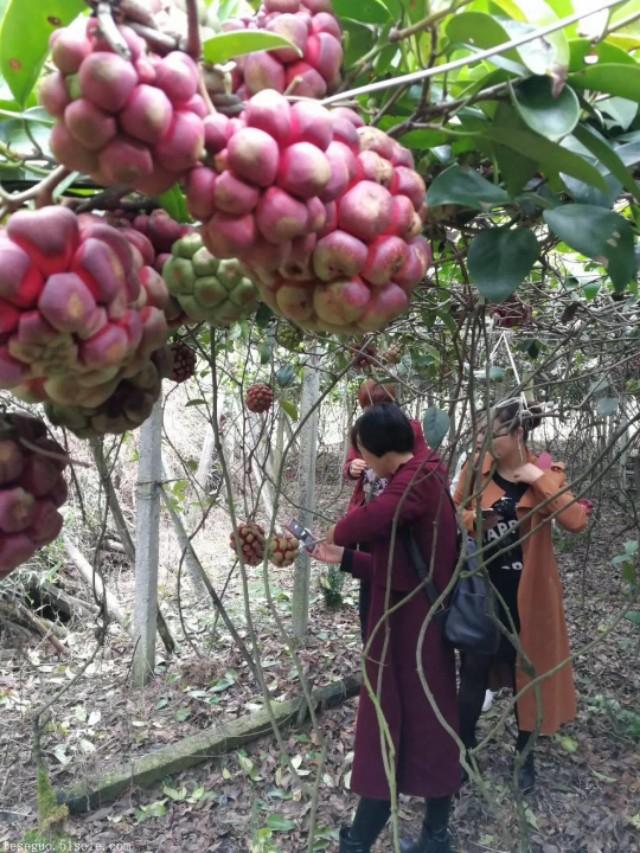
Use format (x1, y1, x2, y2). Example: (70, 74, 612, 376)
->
(0, 206, 170, 409)
(0, 413, 68, 580)
(185, 90, 431, 333)
(223, 0, 342, 99)
(40, 17, 206, 194)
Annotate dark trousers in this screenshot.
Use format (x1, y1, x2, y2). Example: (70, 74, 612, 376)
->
(350, 794, 451, 847)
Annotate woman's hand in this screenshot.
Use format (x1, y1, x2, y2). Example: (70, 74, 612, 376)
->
(349, 458, 367, 478)
(512, 463, 544, 484)
(311, 542, 344, 564)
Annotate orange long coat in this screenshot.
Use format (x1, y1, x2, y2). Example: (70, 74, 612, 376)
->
(453, 452, 587, 735)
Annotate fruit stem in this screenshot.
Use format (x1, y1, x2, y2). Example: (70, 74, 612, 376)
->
(96, 1, 132, 60)
(185, 0, 201, 60)
(0, 165, 70, 213)
(128, 21, 179, 55)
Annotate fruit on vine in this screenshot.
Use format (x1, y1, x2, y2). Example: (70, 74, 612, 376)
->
(275, 321, 304, 350)
(40, 18, 205, 193)
(357, 378, 397, 408)
(0, 412, 69, 579)
(45, 347, 171, 438)
(275, 364, 295, 387)
(229, 521, 266, 565)
(245, 383, 274, 413)
(188, 90, 432, 334)
(217, 0, 343, 99)
(162, 233, 259, 326)
(382, 343, 402, 365)
(351, 343, 377, 369)
(0, 207, 170, 409)
(267, 533, 299, 566)
(491, 297, 532, 328)
(169, 340, 197, 383)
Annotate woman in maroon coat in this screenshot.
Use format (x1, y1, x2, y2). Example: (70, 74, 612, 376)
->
(343, 380, 428, 639)
(314, 404, 460, 853)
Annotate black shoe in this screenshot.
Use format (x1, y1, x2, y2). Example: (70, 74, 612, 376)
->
(339, 826, 370, 853)
(516, 753, 536, 793)
(400, 828, 452, 853)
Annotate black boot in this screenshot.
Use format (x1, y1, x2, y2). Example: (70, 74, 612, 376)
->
(339, 826, 370, 852)
(399, 827, 451, 853)
(515, 731, 536, 793)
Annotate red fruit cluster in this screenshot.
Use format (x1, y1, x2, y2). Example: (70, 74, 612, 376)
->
(0, 413, 68, 580)
(351, 343, 377, 369)
(245, 383, 274, 413)
(45, 347, 170, 438)
(40, 18, 206, 194)
(491, 297, 532, 328)
(267, 533, 299, 567)
(186, 90, 431, 334)
(0, 206, 169, 409)
(223, 0, 342, 100)
(229, 521, 266, 565)
(169, 340, 197, 383)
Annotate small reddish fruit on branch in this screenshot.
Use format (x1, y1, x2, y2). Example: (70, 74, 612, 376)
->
(491, 297, 532, 328)
(267, 533, 299, 567)
(245, 383, 274, 413)
(0, 412, 69, 579)
(351, 344, 377, 370)
(229, 522, 266, 566)
(169, 341, 197, 383)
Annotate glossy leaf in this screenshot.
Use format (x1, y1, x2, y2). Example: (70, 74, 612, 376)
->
(426, 165, 510, 210)
(572, 124, 640, 203)
(511, 76, 580, 141)
(491, 103, 539, 196)
(422, 407, 449, 451)
(332, 0, 390, 24)
(569, 63, 640, 100)
(157, 186, 191, 222)
(202, 30, 300, 64)
(280, 399, 299, 421)
(543, 204, 637, 290)
(468, 228, 539, 302)
(0, 0, 85, 105)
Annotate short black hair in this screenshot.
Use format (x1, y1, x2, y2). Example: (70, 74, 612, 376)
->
(352, 404, 415, 457)
(494, 400, 543, 442)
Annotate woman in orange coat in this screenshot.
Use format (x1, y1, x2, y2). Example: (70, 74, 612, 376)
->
(453, 401, 589, 792)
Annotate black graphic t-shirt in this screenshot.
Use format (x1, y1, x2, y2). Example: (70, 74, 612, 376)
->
(483, 472, 529, 637)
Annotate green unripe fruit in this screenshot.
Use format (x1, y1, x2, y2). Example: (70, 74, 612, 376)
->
(162, 234, 259, 326)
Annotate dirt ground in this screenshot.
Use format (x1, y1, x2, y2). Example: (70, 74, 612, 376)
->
(1, 488, 639, 853)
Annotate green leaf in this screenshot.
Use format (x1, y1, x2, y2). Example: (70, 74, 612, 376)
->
(624, 611, 640, 626)
(569, 63, 640, 100)
(480, 123, 608, 191)
(202, 30, 300, 64)
(468, 228, 539, 302)
(511, 76, 580, 141)
(491, 103, 539, 196)
(422, 407, 449, 451)
(254, 302, 274, 329)
(185, 398, 207, 407)
(332, 0, 390, 24)
(157, 186, 190, 222)
(426, 165, 509, 210)
(543, 204, 637, 290)
(280, 399, 298, 421)
(572, 124, 640, 204)
(446, 12, 512, 51)
(0, 0, 85, 106)
(265, 814, 296, 832)
(568, 38, 636, 72)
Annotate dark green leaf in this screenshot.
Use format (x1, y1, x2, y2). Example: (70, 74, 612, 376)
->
(446, 12, 511, 50)
(468, 228, 539, 302)
(254, 302, 274, 329)
(569, 39, 636, 72)
(569, 63, 640, 100)
(511, 76, 580, 141)
(491, 103, 539, 196)
(572, 124, 640, 203)
(202, 30, 300, 64)
(426, 165, 509, 210)
(332, 0, 390, 24)
(422, 407, 449, 451)
(481, 124, 608, 191)
(624, 611, 640, 626)
(0, 0, 85, 105)
(543, 204, 637, 290)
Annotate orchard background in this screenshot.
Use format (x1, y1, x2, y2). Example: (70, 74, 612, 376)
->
(0, 0, 639, 850)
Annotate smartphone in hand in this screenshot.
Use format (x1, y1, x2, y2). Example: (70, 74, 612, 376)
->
(285, 519, 318, 552)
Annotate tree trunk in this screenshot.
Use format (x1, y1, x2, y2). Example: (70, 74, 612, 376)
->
(292, 349, 320, 640)
(132, 399, 163, 687)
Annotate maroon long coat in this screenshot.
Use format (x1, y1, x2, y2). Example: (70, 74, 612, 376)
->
(343, 419, 428, 513)
(334, 450, 460, 800)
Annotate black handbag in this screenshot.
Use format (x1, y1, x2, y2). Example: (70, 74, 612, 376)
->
(403, 500, 501, 656)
